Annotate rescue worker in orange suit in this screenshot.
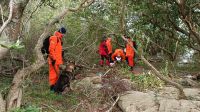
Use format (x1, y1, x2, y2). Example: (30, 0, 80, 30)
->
(48, 27, 66, 91)
(106, 36, 113, 63)
(122, 35, 135, 71)
(111, 49, 125, 62)
(98, 36, 109, 66)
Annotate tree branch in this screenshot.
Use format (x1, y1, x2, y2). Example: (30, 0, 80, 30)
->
(76, 36, 97, 64)
(167, 16, 189, 36)
(175, 0, 200, 45)
(6, 0, 95, 110)
(121, 35, 186, 99)
(140, 55, 186, 99)
(0, 5, 5, 24)
(106, 94, 120, 112)
(0, 94, 5, 112)
(63, 28, 88, 50)
(151, 17, 200, 52)
(0, 0, 13, 35)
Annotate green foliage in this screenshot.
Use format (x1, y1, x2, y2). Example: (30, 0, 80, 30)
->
(119, 65, 164, 91)
(133, 72, 164, 91)
(160, 60, 169, 76)
(0, 40, 24, 50)
(11, 105, 40, 112)
(0, 76, 12, 99)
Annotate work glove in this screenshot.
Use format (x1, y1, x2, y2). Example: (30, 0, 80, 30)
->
(52, 60, 56, 65)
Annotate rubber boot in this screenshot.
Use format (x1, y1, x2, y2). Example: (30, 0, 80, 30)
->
(50, 85, 55, 92)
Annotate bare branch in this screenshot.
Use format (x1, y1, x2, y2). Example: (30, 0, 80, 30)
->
(63, 28, 88, 50)
(6, 0, 95, 110)
(106, 94, 120, 112)
(167, 16, 189, 36)
(0, 0, 14, 35)
(190, 2, 200, 9)
(49, 0, 94, 25)
(140, 55, 186, 99)
(175, 0, 200, 45)
(76, 36, 97, 63)
(121, 35, 186, 99)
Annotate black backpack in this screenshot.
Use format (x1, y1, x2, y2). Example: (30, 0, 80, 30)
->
(41, 36, 51, 55)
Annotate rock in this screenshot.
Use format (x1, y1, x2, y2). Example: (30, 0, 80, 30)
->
(183, 88, 200, 101)
(157, 87, 179, 99)
(118, 87, 200, 112)
(158, 98, 200, 112)
(73, 76, 102, 91)
(91, 76, 102, 84)
(157, 87, 200, 100)
(118, 91, 158, 112)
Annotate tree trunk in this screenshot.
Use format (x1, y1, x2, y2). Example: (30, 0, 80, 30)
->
(5, 0, 94, 111)
(6, 59, 45, 110)
(121, 36, 186, 99)
(0, 95, 5, 112)
(0, 0, 29, 60)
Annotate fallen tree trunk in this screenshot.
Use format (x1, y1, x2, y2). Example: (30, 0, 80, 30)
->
(140, 55, 186, 99)
(121, 35, 186, 99)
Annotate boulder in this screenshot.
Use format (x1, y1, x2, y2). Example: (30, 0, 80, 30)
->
(118, 91, 158, 112)
(73, 76, 102, 91)
(158, 98, 200, 112)
(118, 87, 200, 112)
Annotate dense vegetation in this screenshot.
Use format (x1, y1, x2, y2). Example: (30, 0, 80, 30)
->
(0, 0, 199, 111)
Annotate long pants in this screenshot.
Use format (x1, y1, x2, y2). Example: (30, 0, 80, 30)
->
(48, 59, 60, 86)
(126, 56, 134, 67)
(99, 55, 109, 66)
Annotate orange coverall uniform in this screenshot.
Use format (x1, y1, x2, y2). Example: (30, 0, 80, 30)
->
(111, 49, 125, 61)
(48, 31, 63, 86)
(106, 37, 113, 62)
(126, 38, 134, 67)
(106, 37, 112, 54)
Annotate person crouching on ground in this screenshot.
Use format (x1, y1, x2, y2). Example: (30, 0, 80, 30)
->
(98, 36, 109, 67)
(111, 48, 126, 64)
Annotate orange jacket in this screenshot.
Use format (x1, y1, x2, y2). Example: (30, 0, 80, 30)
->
(112, 49, 125, 61)
(126, 38, 134, 57)
(106, 37, 112, 54)
(49, 31, 63, 65)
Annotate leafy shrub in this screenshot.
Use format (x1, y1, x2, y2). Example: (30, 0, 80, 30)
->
(133, 71, 164, 91)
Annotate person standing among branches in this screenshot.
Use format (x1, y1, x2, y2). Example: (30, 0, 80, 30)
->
(122, 35, 135, 71)
(48, 27, 66, 91)
(106, 35, 113, 64)
(98, 36, 109, 67)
